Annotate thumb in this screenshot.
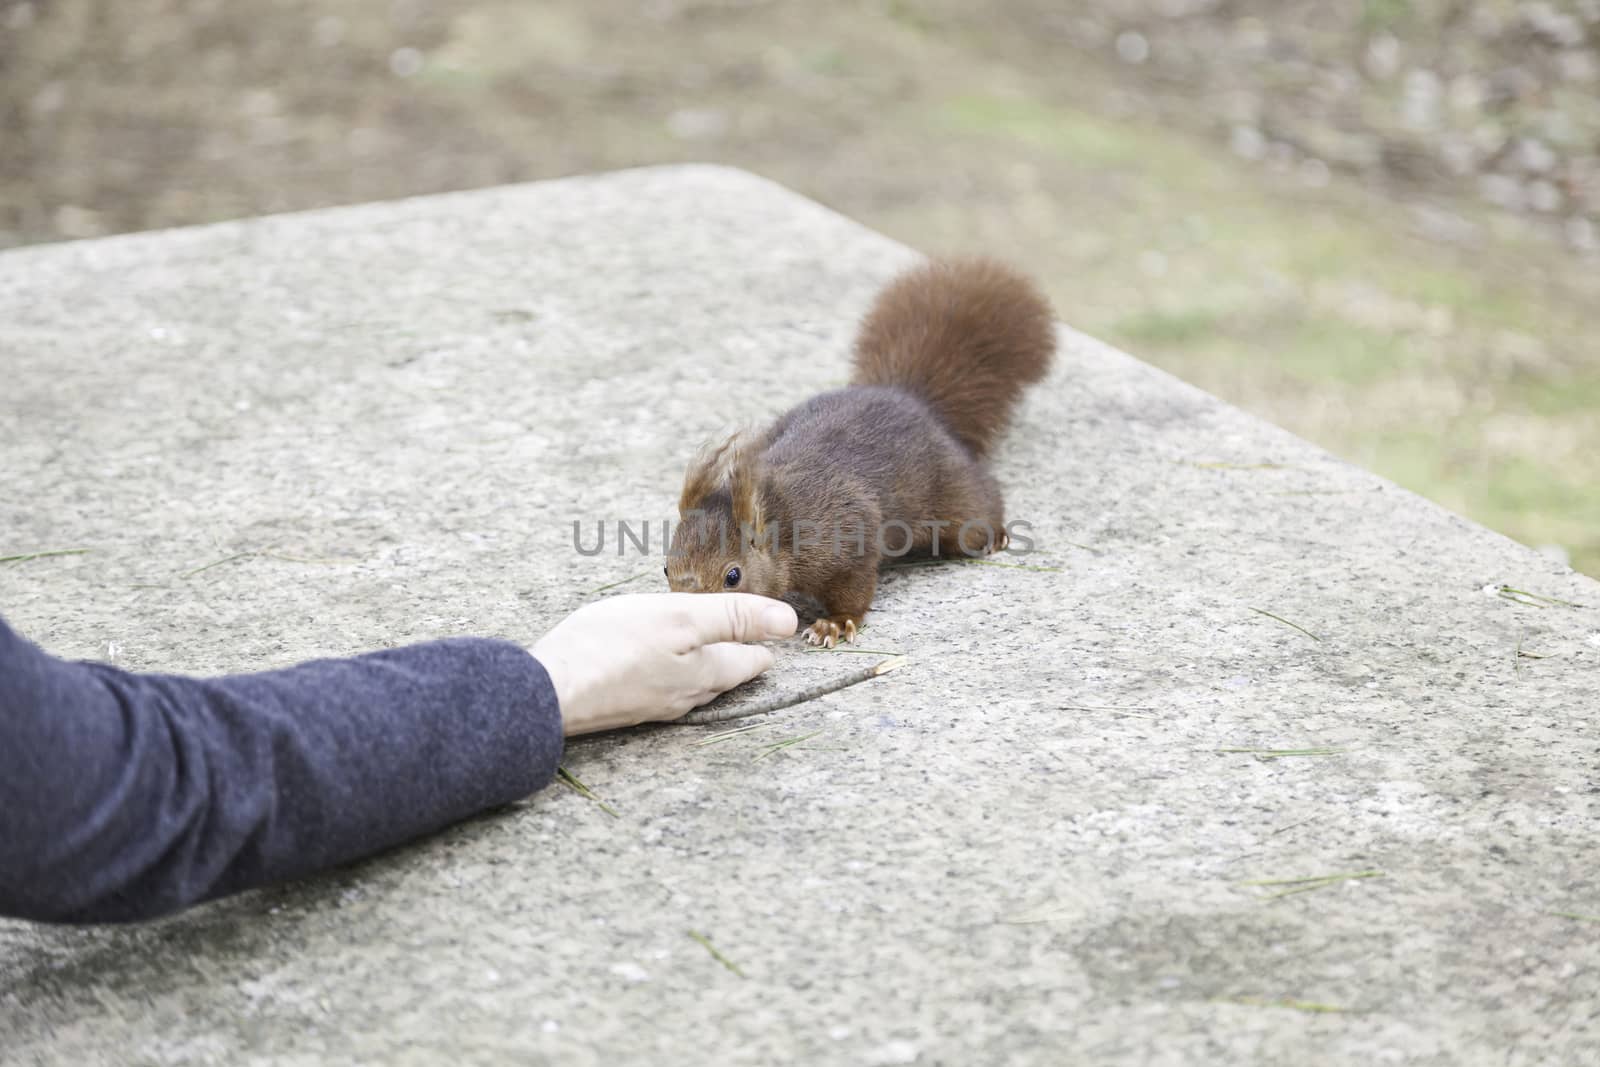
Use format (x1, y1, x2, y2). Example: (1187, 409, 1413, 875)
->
(686, 593, 797, 645)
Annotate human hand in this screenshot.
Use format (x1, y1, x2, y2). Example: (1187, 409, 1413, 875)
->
(532, 592, 798, 736)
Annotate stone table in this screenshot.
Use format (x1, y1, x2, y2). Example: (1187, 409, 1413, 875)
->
(2, 165, 1597, 1065)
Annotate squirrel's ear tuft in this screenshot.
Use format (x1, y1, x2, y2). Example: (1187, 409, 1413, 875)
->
(679, 433, 741, 515)
(727, 438, 766, 542)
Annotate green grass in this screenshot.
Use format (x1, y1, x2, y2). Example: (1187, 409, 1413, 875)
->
(1112, 308, 1223, 346)
(1278, 319, 1418, 387)
(1117, 308, 1423, 389)
(941, 95, 1144, 166)
(1373, 438, 1600, 574)
(932, 88, 1599, 577)
(1361, 0, 1413, 31)
(1522, 374, 1600, 418)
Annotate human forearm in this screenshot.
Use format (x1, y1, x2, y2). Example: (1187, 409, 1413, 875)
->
(0, 620, 562, 923)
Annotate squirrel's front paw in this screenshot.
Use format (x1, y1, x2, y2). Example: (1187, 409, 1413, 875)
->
(803, 616, 860, 649)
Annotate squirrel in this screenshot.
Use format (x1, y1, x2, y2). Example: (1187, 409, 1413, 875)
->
(665, 257, 1056, 647)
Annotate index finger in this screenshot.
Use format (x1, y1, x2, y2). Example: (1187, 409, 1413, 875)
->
(679, 593, 798, 647)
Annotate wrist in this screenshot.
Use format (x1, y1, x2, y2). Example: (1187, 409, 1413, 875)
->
(533, 640, 584, 736)
(537, 639, 621, 736)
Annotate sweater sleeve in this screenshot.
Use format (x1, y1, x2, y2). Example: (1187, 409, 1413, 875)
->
(0, 617, 564, 924)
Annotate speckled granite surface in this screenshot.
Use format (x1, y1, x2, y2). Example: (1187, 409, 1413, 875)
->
(2, 165, 1597, 1066)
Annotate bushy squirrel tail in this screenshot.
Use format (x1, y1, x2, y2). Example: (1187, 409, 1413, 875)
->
(848, 257, 1056, 460)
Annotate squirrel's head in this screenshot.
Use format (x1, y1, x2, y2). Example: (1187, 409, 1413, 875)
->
(666, 432, 786, 598)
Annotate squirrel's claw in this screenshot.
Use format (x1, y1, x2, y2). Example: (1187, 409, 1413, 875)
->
(805, 616, 861, 649)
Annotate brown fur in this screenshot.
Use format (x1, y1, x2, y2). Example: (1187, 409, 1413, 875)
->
(666, 257, 1056, 644)
(850, 257, 1056, 459)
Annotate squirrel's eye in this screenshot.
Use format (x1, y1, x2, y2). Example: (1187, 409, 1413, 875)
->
(724, 566, 741, 588)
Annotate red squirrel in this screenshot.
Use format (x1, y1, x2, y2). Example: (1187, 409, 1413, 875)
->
(665, 257, 1056, 647)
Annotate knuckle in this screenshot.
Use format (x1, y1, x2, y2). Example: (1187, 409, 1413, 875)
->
(722, 598, 746, 642)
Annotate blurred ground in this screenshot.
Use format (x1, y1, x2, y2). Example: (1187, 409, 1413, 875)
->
(2, 0, 1597, 573)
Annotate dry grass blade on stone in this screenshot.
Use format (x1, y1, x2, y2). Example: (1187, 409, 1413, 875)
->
(1248, 607, 1322, 642)
(1244, 870, 1385, 900)
(590, 570, 653, 594)
(888, 557, 1062, 573)
(1549, 911, 1600, 924)
(556, 766, 620, 819)
(687, 931, 746, 978)
(1184, 461, 1295, 471)
(258, 550, 350, 565)
(1061, 703, 1159, 718)
(1497, 585, 1582, 609)
(1061, 704, 1156, 711)
(1514, 632, 1553, 676)
(803, 646, 904, 656)
(1265, 489, 1371, 497)
(693, 722, 779, 747)
(1, 548, 92, 564)
(179, 546, 350, 579)
(181, 552, 256, 578)
(751, 729, 824, 762)
(1216, 747, 1347, 760)
(1222, 995, 1354, 1014)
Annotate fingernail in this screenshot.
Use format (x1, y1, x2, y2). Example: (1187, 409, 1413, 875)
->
(764, 603, 797, 634)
